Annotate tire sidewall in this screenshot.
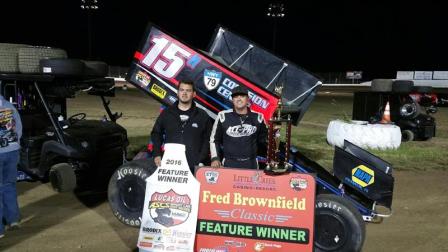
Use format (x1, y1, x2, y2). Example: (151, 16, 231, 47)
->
(314, 194, 366, 252)
(108, 159, 156, 227)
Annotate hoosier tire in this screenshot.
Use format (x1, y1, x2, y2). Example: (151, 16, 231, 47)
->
(83, 60, 108, 77)
(49, 163, 77, 193)
(401, 129, 415, 142)
(315, 194, 366, 252)
(18, 46, 67, 73)
(0, 43, 29, 73)
(108, 159, 157, 227)
(40, 58, 85, 76)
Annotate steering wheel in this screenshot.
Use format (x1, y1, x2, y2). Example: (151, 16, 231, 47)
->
(68, 113, 86, 125)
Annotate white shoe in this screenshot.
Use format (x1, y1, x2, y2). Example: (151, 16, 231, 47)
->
(7, 222, 20, 230)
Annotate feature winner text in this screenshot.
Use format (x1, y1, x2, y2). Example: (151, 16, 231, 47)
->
(202, 191, 306, 210)
(197, 220, 309, 244)
(158, 168, 189, 183)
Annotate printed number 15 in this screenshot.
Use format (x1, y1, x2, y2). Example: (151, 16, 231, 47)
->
(142, 36, 191, 79)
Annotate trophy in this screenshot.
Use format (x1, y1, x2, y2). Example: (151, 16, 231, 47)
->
(265, 86, 292, 173)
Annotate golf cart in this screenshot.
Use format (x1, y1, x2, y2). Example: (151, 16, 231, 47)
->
(107, 23, 395, 252)
(0, 45, 128, 192)
(353, 79, 437, 141)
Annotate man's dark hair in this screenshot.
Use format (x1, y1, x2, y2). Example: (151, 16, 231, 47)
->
(178, 80, 195, 92)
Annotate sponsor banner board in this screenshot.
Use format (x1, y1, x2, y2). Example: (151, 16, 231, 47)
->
(396, 71, 414, 80)
(414, 71, 433, 80)
(195, 168, 315, 252)
(137, 144, 200, 252)
(126, 23, 279, 121)
(433, 71, 448, 80)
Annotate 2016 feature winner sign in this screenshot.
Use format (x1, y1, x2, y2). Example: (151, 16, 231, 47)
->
(195, 168, 315, 252)
(137, 144, 200, 252)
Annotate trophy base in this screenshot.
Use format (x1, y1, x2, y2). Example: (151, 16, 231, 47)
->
(265, 162, 292, 174)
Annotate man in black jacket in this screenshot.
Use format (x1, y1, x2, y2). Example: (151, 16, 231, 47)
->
(151, 81, 212, 173)
(210, 86, 267, 169)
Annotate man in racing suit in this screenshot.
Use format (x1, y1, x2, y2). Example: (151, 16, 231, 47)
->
(151, 80, 212, 173)
(210, 86, 267, 169)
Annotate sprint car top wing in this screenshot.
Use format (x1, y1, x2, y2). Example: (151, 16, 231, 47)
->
(207, 26, 322, 125)
(126, 23, 280, 120)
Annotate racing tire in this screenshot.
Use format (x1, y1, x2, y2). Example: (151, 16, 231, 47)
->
(371, 79, 393, 92)
(0, 43, 28, 73)
(392, 80, 414, 93)
(18, 46, 67, 73)
(49, 163, 77, 193)
(40, 58, 85, 76)
(314, 194, 366, 252)
(401, 129, 414, 142)
(83, 60, 108, 77)
(327, 120, 402, 150)
(108, 158, 157, 227)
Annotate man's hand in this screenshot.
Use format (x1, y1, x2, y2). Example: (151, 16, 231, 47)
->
(211, 160, 221, 168)
(154, 156, 162, 167)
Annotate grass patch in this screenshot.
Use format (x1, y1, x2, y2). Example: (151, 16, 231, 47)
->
(69, 90, 448, 171)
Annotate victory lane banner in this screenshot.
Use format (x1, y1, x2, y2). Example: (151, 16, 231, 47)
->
(195, 168, 316, 252)
(137, 144, 200, 252)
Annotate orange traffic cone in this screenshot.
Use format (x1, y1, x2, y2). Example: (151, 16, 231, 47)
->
(380, 101, 391, 123)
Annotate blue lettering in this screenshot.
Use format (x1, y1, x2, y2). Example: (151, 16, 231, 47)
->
(354, 169, 372, 184)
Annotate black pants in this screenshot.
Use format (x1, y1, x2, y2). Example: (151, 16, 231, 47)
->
(223, 158, 258, 169)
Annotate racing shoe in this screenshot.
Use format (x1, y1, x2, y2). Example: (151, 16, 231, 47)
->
(7, 222, 20, 231)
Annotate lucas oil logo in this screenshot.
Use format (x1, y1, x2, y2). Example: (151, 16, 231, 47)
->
(203, 69, 222, 91)
(352, 165, 375, 187)
(149, 189, 192, 227)
(135, 71, 151, 87)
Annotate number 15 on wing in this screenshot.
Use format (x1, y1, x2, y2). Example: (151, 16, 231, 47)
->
(141, 35, 193, 79)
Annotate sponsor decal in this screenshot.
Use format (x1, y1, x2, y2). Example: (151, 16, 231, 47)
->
(290, 177, 308, 191)
(255, 242, 282, 251)
(196, 168, 315, 251)
(187, 54, 201, 68)
(204, 69, 223, 91)
(254, 242, 265, 251)
(138, 241, 153, 248)
(226, 124, 257, 137)
(216, 78, 270, 109)
(151, 83, 167, 99)
(149, 189, 192, 227)
(142, 227, 161, 234)
(351, 165, 374, 187)
(136, 71, 151, 87)
(168, 95, 178, 103)
(199, 248, 228, 252)
(205, 170, 220, 184)
(224, 240, 247, 248)
(233, 171, 276, 191)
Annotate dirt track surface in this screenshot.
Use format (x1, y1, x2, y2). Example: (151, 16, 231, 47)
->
(1, 170, 447, 251)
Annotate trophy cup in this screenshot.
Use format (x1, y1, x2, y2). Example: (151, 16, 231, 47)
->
(265, 86, 292, 174)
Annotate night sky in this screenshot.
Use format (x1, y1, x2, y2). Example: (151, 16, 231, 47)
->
(2, 0, 448, 80)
